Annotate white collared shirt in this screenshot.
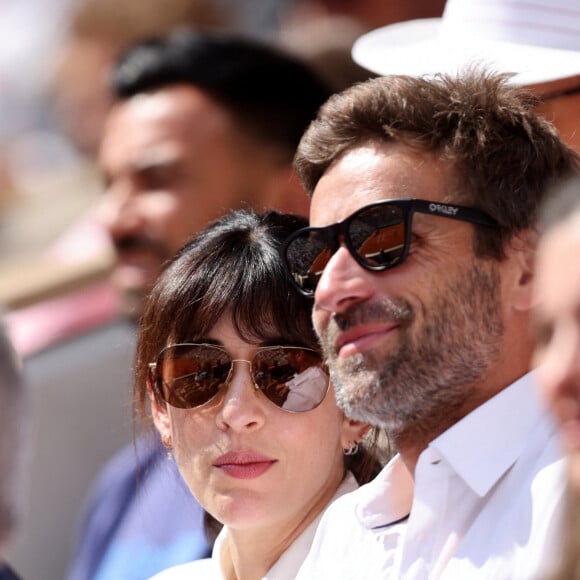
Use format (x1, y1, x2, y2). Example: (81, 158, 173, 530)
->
(148, 472, 359, 580)
(296, 372, 567, 579)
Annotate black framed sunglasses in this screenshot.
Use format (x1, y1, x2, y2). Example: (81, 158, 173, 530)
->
(282, 198, 499, 296)
(148, 343, 329, 413)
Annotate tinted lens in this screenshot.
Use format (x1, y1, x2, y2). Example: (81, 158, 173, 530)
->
(349, 204, 406, 268)
(284, 203, 408, 296)
(253, 347, 329, 412)
(156, 344, 230, 409)
(285, 230, 334, 296)
(154, 345, 328, 412)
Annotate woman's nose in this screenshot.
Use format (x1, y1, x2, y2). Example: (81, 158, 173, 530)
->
(216, 361, 267, 432)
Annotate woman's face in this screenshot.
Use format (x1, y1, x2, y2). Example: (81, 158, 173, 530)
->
(151, 316, 364, 532)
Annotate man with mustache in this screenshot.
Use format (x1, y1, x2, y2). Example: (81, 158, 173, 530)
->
(66, 30, 331, 580)
(97, 31, 328, 320)
(281, 68, 580, 578)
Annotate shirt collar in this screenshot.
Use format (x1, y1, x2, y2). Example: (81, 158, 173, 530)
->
(430, 370, 550, 497)
(356, 455, 414, 529)
(355, 371, 555, 528)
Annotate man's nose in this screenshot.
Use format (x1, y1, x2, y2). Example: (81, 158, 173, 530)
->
(314, 245, 374, 315)
(96, 182, 141, 240)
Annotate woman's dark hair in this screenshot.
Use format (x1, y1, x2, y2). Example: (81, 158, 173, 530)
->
(134, 210, 315, 416)
(134, 210, 385, 498)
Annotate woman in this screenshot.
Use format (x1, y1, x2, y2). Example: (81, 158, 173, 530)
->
(134, 210, 383, 579)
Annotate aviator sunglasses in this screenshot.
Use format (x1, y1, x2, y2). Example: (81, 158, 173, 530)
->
(148, 343, 329, 412)
(282, 198, 499, 296)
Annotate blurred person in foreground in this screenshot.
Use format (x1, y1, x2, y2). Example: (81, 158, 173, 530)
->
(280, 67, 580, 578)
(533, 176, 580, 579)
(350, 0, 580, 153)
(0, 320, 28, 580)
(65, 29, 332, 580)
(136, 209, 382, 579)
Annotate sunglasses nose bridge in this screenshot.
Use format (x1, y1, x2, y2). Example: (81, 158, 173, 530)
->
(228, 359, 259, 392)
(328, 221, 348, 251)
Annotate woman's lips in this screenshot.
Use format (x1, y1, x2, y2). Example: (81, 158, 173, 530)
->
(214, 451, 277, 480)
(336, 323, 399, 358)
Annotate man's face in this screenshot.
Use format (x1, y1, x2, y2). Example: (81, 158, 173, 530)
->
(98, 85, 288, 315)
(309, 142, 505, 440)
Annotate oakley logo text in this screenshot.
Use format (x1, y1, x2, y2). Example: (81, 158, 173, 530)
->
(429, 203, 459, 216)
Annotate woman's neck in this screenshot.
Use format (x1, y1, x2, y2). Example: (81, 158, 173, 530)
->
(221, 526, 296, 580)
(219, 473, 344, 579)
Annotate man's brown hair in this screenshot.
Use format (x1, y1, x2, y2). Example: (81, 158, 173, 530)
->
(295, 67, 580, 258)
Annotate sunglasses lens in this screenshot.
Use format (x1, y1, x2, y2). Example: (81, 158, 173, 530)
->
(156, 345, 230, 409)
(253, 348, 329, 412)
(284, 203, 408, 296)
(285, 230, 334, 296)
(349, 204, 406, 268)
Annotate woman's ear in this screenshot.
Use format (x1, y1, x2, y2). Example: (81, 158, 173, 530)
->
(148, 380, 172, 443)
(340, 418, 371, 450)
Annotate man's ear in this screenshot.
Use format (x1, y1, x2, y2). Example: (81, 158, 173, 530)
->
(341, 418, 371, 450)
(506, 227, 539, 313)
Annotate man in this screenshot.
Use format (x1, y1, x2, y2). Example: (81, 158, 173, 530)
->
(66, 30, 331, 580)
(281, 69, 580, 578)
(0, 320, 28, 580)
(97, 31, 329, 318)
(350, 0, 580, 152)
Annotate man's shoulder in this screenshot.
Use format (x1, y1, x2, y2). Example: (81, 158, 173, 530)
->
(314, 463, 402, 538)
(296, 474, 395, 580)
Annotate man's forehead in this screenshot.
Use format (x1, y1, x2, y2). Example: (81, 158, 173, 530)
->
(309, 143, 452, 223)
(98, 129, 184, 174)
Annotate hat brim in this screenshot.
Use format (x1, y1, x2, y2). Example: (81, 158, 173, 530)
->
(352, 18, 580, 86)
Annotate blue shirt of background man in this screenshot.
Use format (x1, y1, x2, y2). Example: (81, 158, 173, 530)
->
(66, 435, 210, 580)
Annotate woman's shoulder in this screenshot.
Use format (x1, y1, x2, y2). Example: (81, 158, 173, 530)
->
(149, 558, 215, 579)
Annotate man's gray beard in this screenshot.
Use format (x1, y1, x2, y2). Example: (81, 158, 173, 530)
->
(320, 261, 504, 440)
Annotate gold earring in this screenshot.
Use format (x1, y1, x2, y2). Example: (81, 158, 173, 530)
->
(161, 435, 173, 460)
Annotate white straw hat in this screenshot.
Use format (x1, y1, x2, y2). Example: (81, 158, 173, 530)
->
(352, 0, 580, 85)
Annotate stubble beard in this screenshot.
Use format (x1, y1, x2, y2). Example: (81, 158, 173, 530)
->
(318, 261, 504, 442)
